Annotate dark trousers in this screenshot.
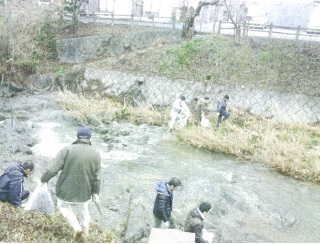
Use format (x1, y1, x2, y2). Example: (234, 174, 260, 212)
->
(0, 189, 30, 203)
(216, 111, 230, 127)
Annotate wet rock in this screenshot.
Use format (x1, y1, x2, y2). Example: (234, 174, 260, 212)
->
(147, 228, 195, 243)
(9, 82, 25, 92)
(108, 122, 135, 136)
(212, 201, 229, 217)
(102, 113, 113, 124)
(123, 214, 151, 242)
(236, 201, 252, 213)
(0, 113, 7, 121)
(243, 233, 274, 243)
(221, 192, 236, 205)
(95, 124, 109, 134)
(86, 114, 102, 126)
(277, 208, 296, 228)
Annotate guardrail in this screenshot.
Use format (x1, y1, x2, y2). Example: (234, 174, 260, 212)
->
(72, 13, 320, 42)
(207, 21, 320, 42)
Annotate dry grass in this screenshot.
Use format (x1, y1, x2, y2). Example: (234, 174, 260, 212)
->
(56, 91, 164, 126)
(176, 108, 320, 183)
(0, 202, 115, 243)
(56, 90, 120, 123)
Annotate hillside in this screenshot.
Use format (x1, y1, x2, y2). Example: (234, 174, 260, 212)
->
(66, 23, 320, 97)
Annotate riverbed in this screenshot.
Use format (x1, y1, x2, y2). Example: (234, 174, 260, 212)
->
(2, 92, 320, 242)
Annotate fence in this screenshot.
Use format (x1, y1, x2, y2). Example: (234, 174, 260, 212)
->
(212, 21, 320, 43)
(63, 12, 320, 125)
(72, 12, 320, 43)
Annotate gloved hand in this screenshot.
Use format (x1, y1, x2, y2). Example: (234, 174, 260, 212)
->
(92, 194, 100, 204)
(216, 112, 220, 116)
(21, 203, 26, 208)
(163, 221, 169, 228)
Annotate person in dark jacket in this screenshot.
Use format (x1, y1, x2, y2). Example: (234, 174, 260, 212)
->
(216, 94, 230, 127)
(184, 202, 212, 243)
(153, 177, 181, 229)
(40, 127, 101, 242)
(0, 161, 34, 207)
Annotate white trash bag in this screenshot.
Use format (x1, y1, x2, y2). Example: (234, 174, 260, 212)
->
(24, 183, 54, 215)
(201, 112, 211, 128)
(202, 228, 214, 243)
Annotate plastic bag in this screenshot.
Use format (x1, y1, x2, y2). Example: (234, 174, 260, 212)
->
(24, 184, 54, 215)
(202, 229, 214, 243)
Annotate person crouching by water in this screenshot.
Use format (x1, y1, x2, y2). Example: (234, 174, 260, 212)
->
(0, 161, 34, 207)
(153, 177, 181, 229)
(184, 202, 212, 243)
(169, 95, 190, 132)
(40, 127, 101, 242)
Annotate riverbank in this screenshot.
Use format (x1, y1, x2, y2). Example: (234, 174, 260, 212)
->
(57, 91, 320, 183)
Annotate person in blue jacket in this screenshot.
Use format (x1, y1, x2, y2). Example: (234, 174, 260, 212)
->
(0, 161, 34, 207)
(153, 177, 181, 229)
(216, 94, 230, 127)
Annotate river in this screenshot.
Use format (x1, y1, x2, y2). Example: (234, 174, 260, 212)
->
(3, 93, 320, 242)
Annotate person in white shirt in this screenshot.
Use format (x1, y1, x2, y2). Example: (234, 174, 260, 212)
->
(169, 95, 190, 132)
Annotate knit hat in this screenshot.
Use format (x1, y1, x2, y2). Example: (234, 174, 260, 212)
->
(180, 95, 186, 101)
(224, 95, 230, 100)
(77, 127, 91, 139)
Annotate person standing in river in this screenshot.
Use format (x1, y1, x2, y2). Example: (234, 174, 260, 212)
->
(40, 127, 101, 242)
(216, 94, 230, 127)
(0, 161, 34, 207)
(153, 177, 181, 229)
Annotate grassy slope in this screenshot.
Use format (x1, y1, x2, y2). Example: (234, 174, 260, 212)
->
(91, 32, 320, 97)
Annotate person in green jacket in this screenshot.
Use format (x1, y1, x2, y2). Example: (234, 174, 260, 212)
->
(40, 127, 101, 242)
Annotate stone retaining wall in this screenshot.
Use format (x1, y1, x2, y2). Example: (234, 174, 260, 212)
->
(81, 68, 320, 124)
(56, 29, 181, 63)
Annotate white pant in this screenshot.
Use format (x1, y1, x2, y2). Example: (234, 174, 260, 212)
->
(57, 198, 90, 236)
(169, 111, 190, 129)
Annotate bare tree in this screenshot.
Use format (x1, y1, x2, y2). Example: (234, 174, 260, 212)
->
(181, 0, 220, 39)
(71, 0, 86, 26)
(131, 0, 144, 18)
(224, 0, 247, 44)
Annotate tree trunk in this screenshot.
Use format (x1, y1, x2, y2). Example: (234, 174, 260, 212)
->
(181, 0, 220, 39)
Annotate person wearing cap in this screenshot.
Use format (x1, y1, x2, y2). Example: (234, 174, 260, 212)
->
(40, 127, 101, 242)
(184, 202, 212, 243)
(0, 161, 34, 207)
(195, 96, 210, 126)
(216, 94, 230, 127)
(169, 95, 191, 132)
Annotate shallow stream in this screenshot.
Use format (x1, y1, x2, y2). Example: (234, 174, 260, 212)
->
(4, 93, 320, 242)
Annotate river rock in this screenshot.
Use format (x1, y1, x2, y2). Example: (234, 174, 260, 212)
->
(148, 228, 195, 243)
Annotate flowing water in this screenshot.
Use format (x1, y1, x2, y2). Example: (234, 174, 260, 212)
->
(11, 93, 320, 242)
(31, 120, 320, 242)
